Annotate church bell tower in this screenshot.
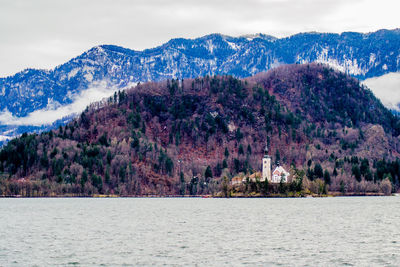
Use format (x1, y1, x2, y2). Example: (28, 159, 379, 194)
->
(262, 145, 271, 182)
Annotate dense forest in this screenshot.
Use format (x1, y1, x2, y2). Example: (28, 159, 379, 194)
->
(0, 63, 399, 196)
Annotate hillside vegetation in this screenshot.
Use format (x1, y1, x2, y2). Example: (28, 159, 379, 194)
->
(0, 63, 399, 196)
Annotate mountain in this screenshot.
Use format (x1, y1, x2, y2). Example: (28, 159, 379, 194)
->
(0, 29, 399, 140)
(0, 64, 399, 196)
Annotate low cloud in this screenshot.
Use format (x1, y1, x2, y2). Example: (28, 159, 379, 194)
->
(362, 72, 400, 111)
(0, 82, 120, 126)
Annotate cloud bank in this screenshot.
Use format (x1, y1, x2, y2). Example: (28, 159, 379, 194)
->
(0, 82, 119, 126)
(363, 72, 400, 111)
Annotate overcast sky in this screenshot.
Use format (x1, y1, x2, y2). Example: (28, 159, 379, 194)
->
(0, 0, 398, 77)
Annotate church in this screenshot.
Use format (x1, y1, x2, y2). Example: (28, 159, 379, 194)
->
(262, 145, 289, 183)
(231, 145, 290, 185)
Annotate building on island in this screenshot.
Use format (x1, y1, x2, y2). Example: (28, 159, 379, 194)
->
(231, 172, 262, 185)
(262, 145, 289, 183)
(231, 176, 244, 185)
(271, 165, 289, 183)
(231, 144, 290, 185)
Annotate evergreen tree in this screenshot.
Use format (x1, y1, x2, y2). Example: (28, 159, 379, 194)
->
(235, 128, 243, 141)
(247, 144, 252, 155)
(360, 158, 370, 177)
(333, 167, 338, 177)
(314, 163, 323, 178)
(205, 166, 213, 179)
(324, 169, 331, 185)
(180, 172, 185, 195)
(224, 147, 229, 158)
(307, 168, 314, 180)
(119, 166, 126, 182)
(91, 174, 103, 192)
(275, 149, 281, 165)
(165, 158, 174, 175)
(234, 159, 240, 173)
(365, 169, 373, 181)
(106, 150, 112, 164)
(263, 179, 269, 194)
(238, 144, 244, 155)
(105, 167, 110, 184)
(352, 165, 362, 182)
(222, 159, 228, 169)
(141, 122, 146, 134)
(307, 159, 312, 167)
(81, 170, 88, 188)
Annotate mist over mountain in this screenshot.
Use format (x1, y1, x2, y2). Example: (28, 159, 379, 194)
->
(0, 29, 399, 140)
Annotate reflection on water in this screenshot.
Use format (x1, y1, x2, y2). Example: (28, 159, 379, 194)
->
(0, 197, 399, 266)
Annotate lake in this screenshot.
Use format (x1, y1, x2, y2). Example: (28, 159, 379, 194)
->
(0, 197, 399, 266)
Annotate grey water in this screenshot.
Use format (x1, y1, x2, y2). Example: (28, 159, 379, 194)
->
(0, 197, 399, 266)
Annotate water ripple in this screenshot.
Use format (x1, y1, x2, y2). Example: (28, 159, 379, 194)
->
(0, 197, 399, 266)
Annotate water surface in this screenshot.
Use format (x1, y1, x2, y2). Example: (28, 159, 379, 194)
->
(1, 197, 399, 266)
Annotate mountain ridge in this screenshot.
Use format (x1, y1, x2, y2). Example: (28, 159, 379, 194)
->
(3, 28, 400, 79)
(0, 29, 399, 139)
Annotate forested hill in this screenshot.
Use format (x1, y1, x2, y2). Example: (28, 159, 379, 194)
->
(0, 63, 399, 196)
(250, 65, 400, 133)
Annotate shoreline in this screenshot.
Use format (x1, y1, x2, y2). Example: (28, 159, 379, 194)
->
(0, 192, 391, 198)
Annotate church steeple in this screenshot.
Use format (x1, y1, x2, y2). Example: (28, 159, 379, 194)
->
(262, 144, 271, 182)
(264, 144, 270, 158)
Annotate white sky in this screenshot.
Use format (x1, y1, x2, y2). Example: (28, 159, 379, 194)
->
(0, 0, 399, 77)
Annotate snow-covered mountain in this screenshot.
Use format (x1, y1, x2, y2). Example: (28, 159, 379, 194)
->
(0, 29, 399, 140)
